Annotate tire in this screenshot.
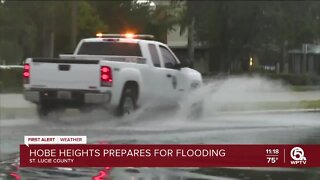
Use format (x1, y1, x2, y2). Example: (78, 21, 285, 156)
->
(187, 101, 204, 120)
(115, 87, 137, 116)
(36, 104, 50, 121)
(79, 106, 93, 114)
(37, 104, 65, 121)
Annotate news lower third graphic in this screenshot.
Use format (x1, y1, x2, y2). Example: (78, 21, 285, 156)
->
(20, 136, 320, 167)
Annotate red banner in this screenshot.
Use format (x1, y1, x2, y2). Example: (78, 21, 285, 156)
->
(20, 144, 320, 167)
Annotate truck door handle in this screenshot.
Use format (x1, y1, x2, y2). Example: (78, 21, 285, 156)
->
(166, 74, 172, 78)
(58, 64, 70, 71)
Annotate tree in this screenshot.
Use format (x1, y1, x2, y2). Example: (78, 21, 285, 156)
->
(0, 1, 107, 64)
(91, 0, 180, 43)
(0, 0, 182, 65)
(0, 1, 37, 64)
(178, 1, 320, 73)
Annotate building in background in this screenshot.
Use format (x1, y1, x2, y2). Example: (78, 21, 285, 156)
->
(166, 26, 210, 74)
(288, 44, 320, 75)
(154, 0, 210, 74)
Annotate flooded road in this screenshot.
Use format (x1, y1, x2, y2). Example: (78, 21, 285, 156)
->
(1, 77, 320, 179)
(1, 109, 320, 180)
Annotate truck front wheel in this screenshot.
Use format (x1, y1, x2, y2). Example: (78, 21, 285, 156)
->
(187, 101, 204, 120)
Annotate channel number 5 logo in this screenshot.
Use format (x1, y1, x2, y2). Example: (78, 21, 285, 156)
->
(290, 147, 307, 161)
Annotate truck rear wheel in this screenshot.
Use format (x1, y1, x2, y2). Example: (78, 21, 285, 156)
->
(116, 87, 137, 116)
(37, 104, 64, 121)
(79, 106, 93, 114)
(36, 104, 50, 120)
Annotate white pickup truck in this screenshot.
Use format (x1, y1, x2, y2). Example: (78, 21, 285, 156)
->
(23, 34, 203, 119)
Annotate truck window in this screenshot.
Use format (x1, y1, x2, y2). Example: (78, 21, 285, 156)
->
(78, 42, 142, 56)
(148, 44, 161, 67)
(159, 46, 178, 69)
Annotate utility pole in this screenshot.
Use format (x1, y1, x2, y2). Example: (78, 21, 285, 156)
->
(49, 6, 55, 58)
(282, 40, 288, 73)
(71, 1, 78, 49)
(42, 12, 55, 57)
(49, 31, 55, 57)
(188, 16, 195, 67)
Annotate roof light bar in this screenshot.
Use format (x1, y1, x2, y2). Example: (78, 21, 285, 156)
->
(95, 33, 154, 40)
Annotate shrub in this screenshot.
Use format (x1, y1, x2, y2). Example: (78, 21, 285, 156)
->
(0, 67, 23, 93)
(263, 73, 320, 86)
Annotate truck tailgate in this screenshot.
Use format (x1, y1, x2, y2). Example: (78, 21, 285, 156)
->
(29, 58, 101, 90)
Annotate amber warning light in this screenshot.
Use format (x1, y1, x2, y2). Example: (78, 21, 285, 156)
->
(124, 33, 134, 39)
(96, 33, 103, 38)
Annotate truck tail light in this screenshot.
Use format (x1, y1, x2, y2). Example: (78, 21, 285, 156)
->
(100, 66, 112, 87)
(23, 63, 30, 84)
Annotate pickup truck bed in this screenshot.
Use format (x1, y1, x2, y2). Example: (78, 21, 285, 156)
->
(29, 58, 100, 90)
(24, 58, 111, 107)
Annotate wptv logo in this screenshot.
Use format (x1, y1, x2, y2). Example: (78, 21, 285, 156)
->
(290, 147, 307, 165)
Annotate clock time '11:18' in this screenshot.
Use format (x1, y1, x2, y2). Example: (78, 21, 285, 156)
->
(266, 149, 279, 155)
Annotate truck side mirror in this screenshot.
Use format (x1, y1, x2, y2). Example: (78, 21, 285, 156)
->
(174, 63, 182, 70)
(165, 62, 182, 70)
(165, 62, 175, 69)
(180, 60, 192, 68)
